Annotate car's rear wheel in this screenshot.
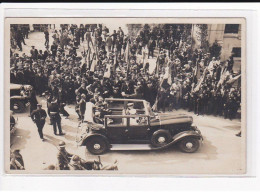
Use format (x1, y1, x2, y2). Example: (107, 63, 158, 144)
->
(178, 137, 200, 153)
(151, 129, 172, 147)
(86, 136, 108, 155)
(11, 101, 25, 113)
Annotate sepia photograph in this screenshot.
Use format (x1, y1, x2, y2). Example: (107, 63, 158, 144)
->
(4, 17, 246, 174)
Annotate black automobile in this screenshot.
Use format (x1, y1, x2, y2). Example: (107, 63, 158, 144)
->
(10, 83, 31, 113)
(77, 98, 203, 155)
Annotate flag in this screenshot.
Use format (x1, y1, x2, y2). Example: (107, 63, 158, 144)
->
(193, 68, 207, 92)
(125, 41, 130, 63)
(167, 62, 172, 85)
(113, 53, 117, 73)
(90, 53, 97, 72)
(80, 47, 88, 69)
(124, 41, 130, 73)
(142, 46, 148, 67)
(152, 74, 167, 111)
(217, 68, 229, 88)
(193, 59, 201, 82)
(152, 56, 160, 75)
(104, 63, 111, 78)
(163, 65, 169, 80)
(226, 74, 241, 85)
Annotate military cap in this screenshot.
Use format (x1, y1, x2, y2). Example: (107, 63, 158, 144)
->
(58, 141, 66, 147)
(72, 155, 80, 161)
(127, 103, 134, 107)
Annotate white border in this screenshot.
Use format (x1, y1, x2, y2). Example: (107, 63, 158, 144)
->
(0, 3, 259, 191)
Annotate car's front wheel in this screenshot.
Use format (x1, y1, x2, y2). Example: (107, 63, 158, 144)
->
(151, 129, 172, 147)
(86, 136, 108, 155)
(11, 101, 25, 113)
(178, 137, 200, 153)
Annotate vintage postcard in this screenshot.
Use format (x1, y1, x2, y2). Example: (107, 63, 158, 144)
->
(4, 17, 246, 175)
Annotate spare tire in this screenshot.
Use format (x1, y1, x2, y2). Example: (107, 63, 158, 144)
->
(151, 129, 172, 147)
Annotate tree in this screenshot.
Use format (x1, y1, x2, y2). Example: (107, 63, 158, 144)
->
(209, 40, 222, 58)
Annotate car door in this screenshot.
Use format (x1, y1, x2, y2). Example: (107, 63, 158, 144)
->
(126, 115, 150, 140)
(105, 115, 128, 142)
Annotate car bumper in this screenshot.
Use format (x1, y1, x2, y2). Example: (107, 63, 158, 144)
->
(191, 125, 203, 141)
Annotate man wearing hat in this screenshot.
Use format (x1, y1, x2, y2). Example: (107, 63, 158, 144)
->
(147, 38, 156, 59)
(30, 46, 38, 61)
(126, 103, 137, 115)
(57, 141, 73, 170)
(121, 79, 134, 98)
(125, 103, 140, 125)
(31, 104, 47, 141)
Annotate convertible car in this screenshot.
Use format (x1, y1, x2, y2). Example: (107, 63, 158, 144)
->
(77, 98, 203, 155)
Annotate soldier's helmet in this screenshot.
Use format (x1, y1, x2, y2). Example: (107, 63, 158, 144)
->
(72, 155, 80, 161)
(58, 141, 66, 148)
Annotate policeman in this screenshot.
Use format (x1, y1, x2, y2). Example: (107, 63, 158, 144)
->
(31, 104, 47, 141)
(57, 141, 72, 170)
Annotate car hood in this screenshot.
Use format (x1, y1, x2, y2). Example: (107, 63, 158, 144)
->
(150, 113, 193, 126)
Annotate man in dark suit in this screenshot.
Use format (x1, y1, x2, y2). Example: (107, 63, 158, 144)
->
(147, 38, 155, 59)
(31, 104, 47, 141)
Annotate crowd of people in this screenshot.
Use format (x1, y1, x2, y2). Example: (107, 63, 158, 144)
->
(10, 23, 241, 128)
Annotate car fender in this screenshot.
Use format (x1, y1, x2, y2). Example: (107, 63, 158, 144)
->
(10, 125, 16, 135)
(81, 133, 109, 146)
(172, 130, 202, 144)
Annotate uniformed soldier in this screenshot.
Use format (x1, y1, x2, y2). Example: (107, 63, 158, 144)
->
(71, 155, 85, 170)
(12, 149, 24, 169)
(49, 98, 64, 135)
(10, 150, 25, 170)
(31, 104, 47, 141)
(57, 141, 72, 170)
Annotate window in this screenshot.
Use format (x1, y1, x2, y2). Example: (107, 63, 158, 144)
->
(107, 117, 126, 126)
(224, 24, 239, 34)
(232, 47, 241, 58)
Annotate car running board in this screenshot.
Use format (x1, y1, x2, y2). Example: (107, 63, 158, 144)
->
(110, 144, 153, 151)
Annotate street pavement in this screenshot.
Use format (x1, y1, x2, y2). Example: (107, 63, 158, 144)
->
(10, 31, 244, 174)
(11, 97, 243, 174)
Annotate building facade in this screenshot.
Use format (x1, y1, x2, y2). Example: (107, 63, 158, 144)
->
(207, 24, 242, 72)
